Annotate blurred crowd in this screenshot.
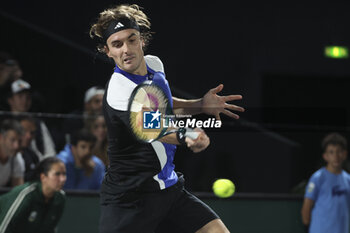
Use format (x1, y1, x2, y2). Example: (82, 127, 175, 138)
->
(0, 51, 107, 191)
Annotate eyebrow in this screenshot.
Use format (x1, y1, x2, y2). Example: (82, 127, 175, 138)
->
(111, 33, 137, 45)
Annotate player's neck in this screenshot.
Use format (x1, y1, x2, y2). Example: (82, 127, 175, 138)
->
(326, 164, 342, 174)
(41, 185, 55, 203)
(132, 59, 147, 76)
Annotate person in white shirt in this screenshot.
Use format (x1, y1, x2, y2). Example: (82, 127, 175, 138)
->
(7, 79, 56, 160)
(0, 119, 24, 187)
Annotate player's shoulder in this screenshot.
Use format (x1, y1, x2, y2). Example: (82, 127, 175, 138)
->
(309, 167, 326, 183)
(52, 189, 66, 206)
(144, 55, 164, 72)
(106, 73, 137, 111)
(0, 183, 37, 218)
(342, 170, 350, 179)
(57, 145, 74, 164)
(8, 182, 38, 201)
(92, 156, 105, 170)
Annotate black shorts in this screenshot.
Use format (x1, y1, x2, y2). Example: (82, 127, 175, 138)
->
(99, 176, 219, 233)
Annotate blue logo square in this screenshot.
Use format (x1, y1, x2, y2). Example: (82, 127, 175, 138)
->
(143, 111, 161, 129)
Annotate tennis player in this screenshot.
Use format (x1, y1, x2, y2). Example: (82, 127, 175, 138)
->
(90, 4, 244, 233)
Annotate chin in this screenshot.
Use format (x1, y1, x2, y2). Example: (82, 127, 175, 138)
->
(123, 63, 138, 72)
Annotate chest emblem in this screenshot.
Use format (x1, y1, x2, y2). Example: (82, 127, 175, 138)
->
(28, 211, 37, 222)
(332, 185, 347, 196)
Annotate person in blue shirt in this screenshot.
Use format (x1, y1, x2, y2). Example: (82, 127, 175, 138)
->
(301, 133, 350, 233)
(57, 129, 105, 191)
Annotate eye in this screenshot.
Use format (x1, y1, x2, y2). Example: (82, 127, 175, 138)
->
(112, 42, 122, 48)
(55, 172, 66, 176)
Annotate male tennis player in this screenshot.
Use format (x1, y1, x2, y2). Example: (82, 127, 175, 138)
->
(90, 4, 244, 233)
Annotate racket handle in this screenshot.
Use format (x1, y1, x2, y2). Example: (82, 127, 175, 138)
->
(184, 128, 199, 140)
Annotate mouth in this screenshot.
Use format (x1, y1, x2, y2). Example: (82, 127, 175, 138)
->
(123, 56, 134, 64)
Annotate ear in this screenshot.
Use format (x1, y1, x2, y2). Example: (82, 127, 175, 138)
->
(71, 145, 77, 155)
(40, 173, 46, 183)
(141, 38, 145, 48)
(104, 45, 111, 58)
(322, 152, 328, 162)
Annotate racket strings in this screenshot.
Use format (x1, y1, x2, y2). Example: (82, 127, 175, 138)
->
(129, 85, 169, 142)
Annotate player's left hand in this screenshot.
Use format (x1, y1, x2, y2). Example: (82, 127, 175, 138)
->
(185, 128, 210, 153)
(202, 84, 244, 120)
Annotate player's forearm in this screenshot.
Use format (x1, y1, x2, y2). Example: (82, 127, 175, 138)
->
(172, 97, 203, 116)
(158, 133, 181, 145)
(301, 207, 311, 225)
(301, 198, 314, 226)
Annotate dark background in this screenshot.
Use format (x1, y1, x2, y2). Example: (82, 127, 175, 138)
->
(1, 1, 350, 193)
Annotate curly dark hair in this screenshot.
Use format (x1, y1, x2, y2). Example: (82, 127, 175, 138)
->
(90, 4, 152, 53)
(321, 132, 348, 152)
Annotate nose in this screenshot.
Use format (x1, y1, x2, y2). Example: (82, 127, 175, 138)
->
(86, 148, 92, 155)
(122, 42, 131, 54)
(13, 140, 20, 151)
(25, 131, 32, 140)
(60, 174, 67, 183)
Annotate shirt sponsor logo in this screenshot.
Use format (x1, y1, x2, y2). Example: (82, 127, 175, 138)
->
(307, 182, 315, 193)
(28, 211, 37, 222)
(332, 185, 347, 196)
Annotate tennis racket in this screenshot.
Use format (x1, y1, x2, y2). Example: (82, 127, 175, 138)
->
(127, 80, 199, 143)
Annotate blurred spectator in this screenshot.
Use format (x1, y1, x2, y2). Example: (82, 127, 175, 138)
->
(62, 86, 104, 143)
(57, 129, 105, 190)
(301, 133, 350, 233)
(0, 157, 66, 233)
(17, 116, 41, 181)
(0, 52, 22, 85)
(85, 114, 109, 166)
(7, 79, 32, 113)
(0, 52, 23, 110)
(7, 79, 56, 159)
(84, 86, 104, 115)
(0, 119, 24, 187)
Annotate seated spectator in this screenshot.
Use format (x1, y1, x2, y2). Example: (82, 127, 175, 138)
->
(17, 116, 41, 181)
(0, 119, 24, 187)
(57, 129, 105, 190)
(0, 52, 23, 110)
(7, 79, 56, 159)
(85, 114, 109, 166)
(0, 157, 66, 233)
(0, 52, 22, 85)
(62, 86, 104, 143)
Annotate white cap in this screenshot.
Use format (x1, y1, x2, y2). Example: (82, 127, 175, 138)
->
(84, 86, 105, 103)
(11, 79, 31, 94)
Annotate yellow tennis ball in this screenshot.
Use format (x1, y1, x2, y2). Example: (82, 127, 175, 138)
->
(212, 179, 235, 198)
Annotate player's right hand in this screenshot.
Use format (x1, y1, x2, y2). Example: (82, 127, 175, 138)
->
(185, 128, 210, 153)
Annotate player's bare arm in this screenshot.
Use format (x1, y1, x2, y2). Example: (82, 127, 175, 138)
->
(173, 84, 244, 120)
(184, 128, 210, 153)
(301, 198, 314, 225)
(159, 127, 209, 153)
